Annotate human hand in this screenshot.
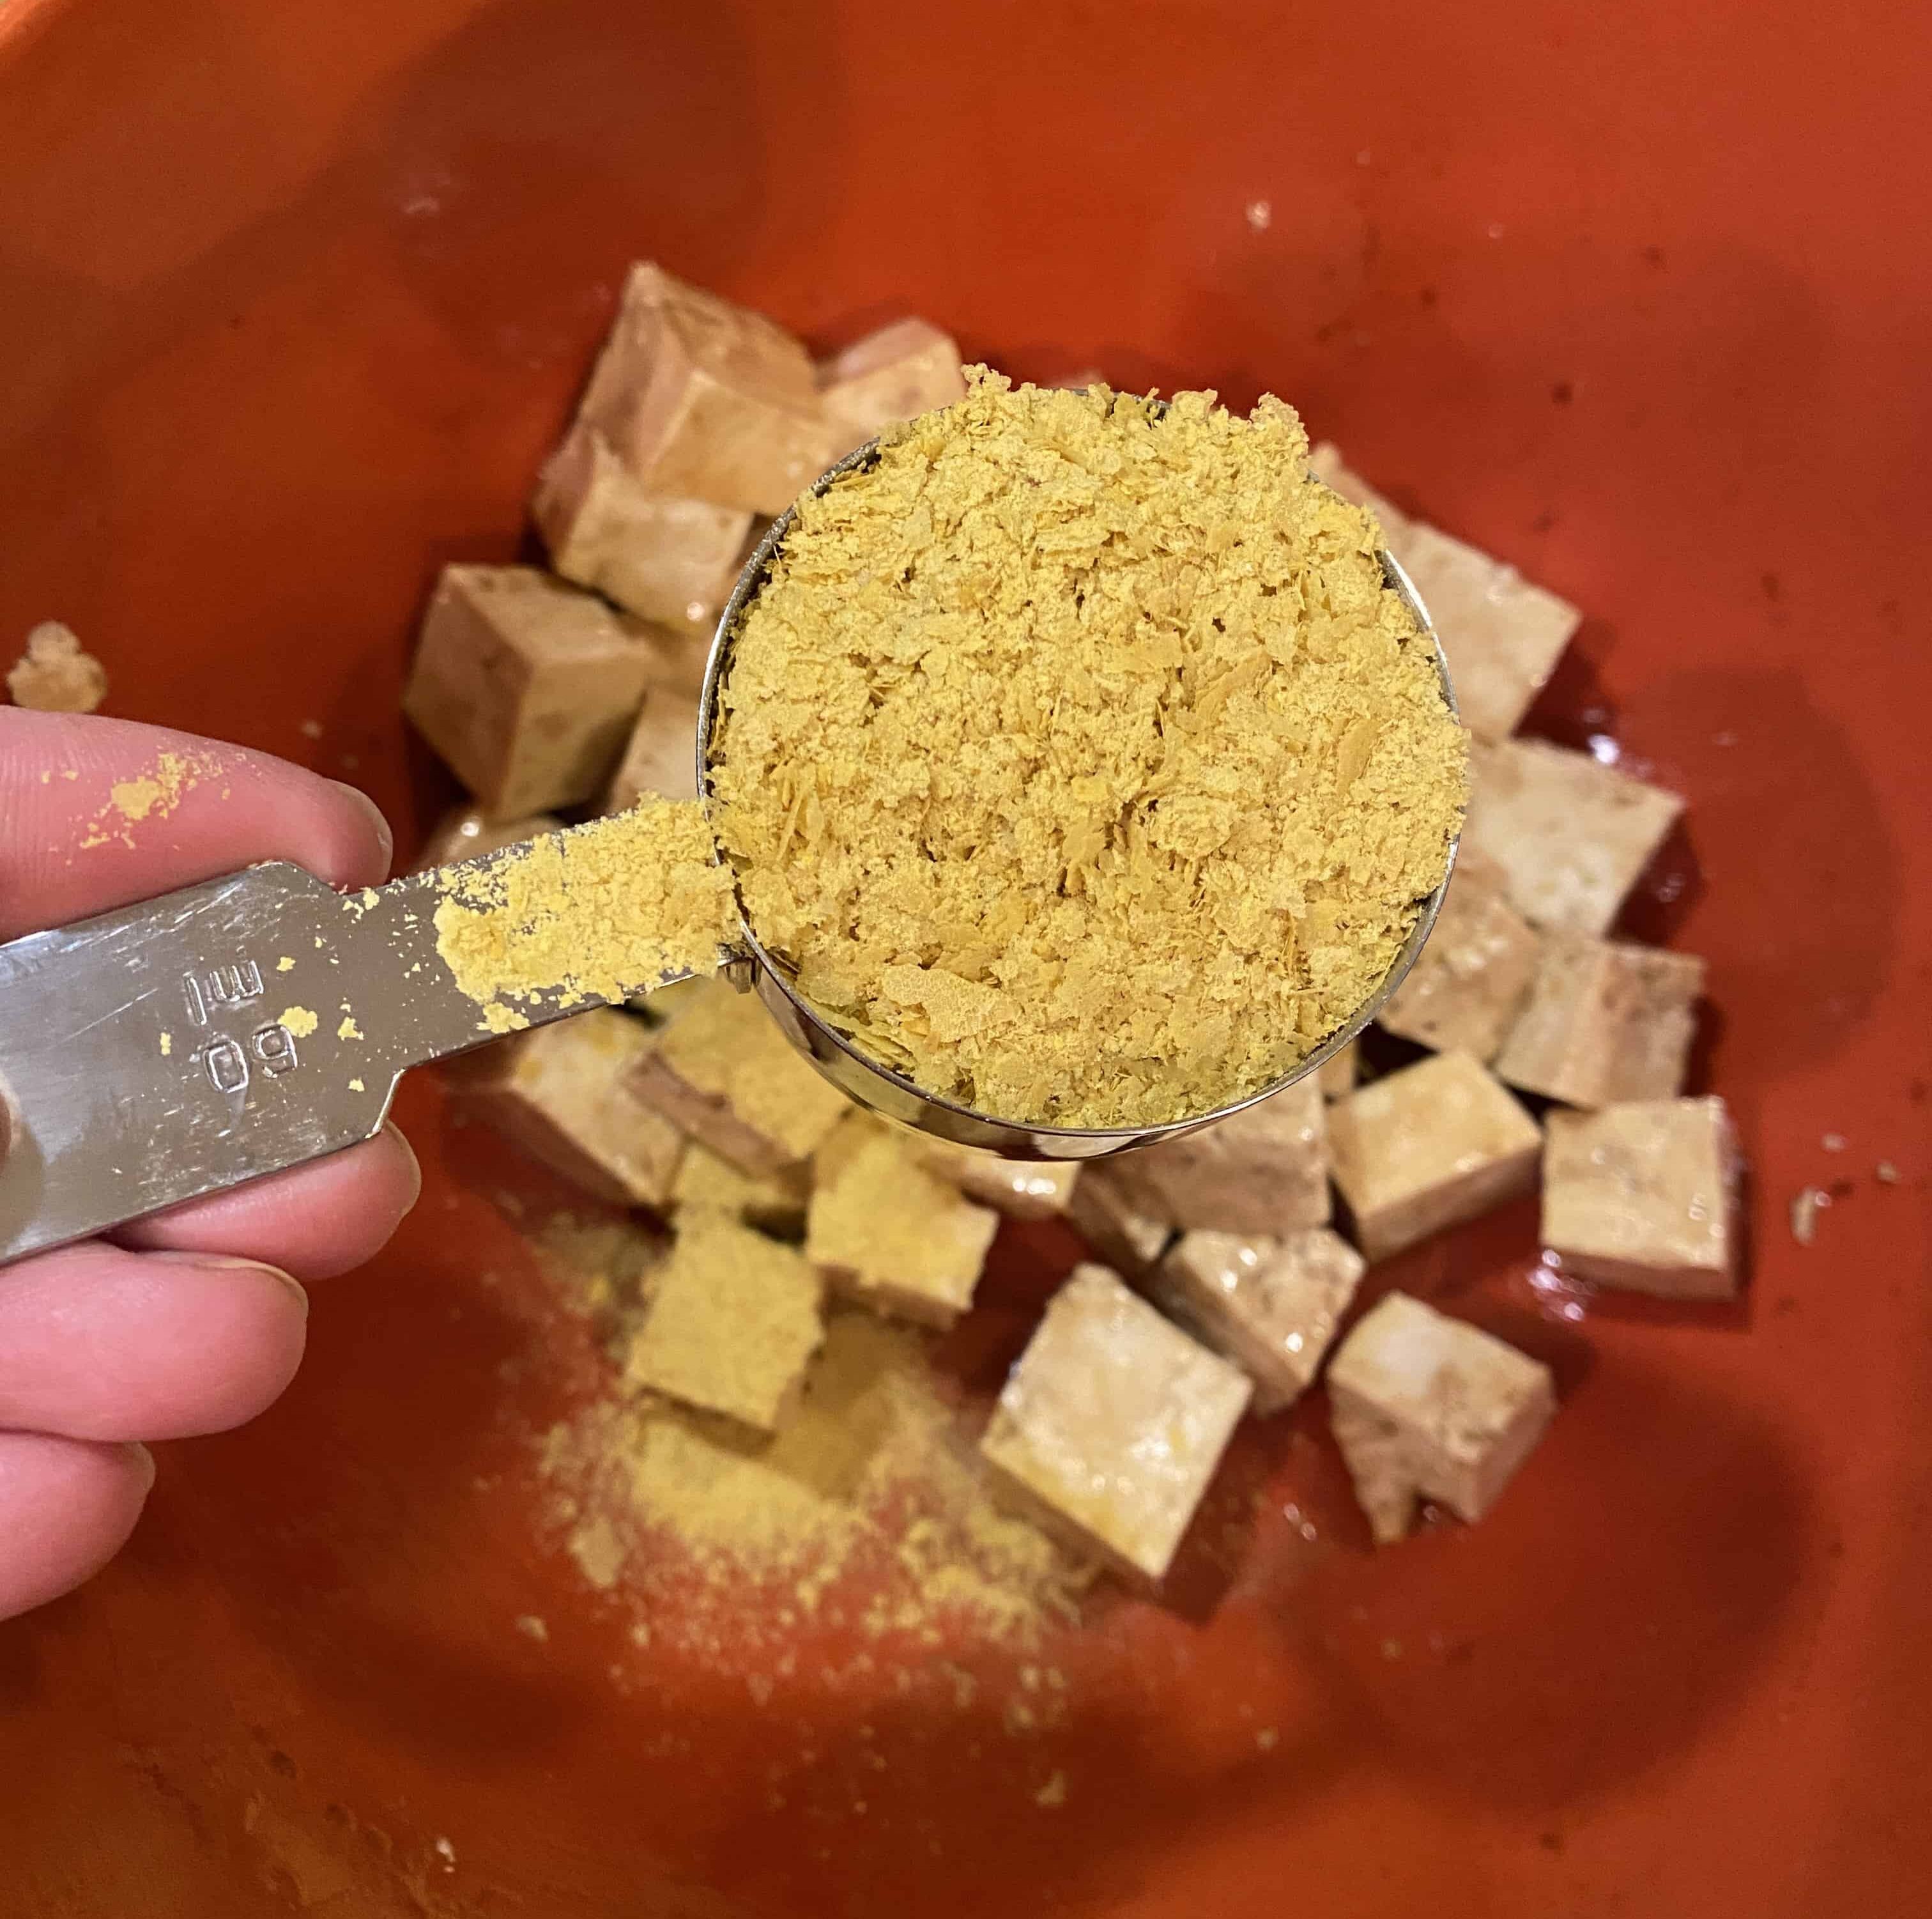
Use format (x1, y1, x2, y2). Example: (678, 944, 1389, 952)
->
(0, 711, 422, 1620)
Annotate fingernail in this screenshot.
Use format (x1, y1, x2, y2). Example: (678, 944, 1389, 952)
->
(146, 1250, 309, 1316)
(125, 1441, 157, 1494)
(332, 780, 394, 874)
(384, 1121, 424, 1213)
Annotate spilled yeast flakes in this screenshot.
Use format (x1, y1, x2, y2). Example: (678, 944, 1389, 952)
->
(710, 372, 1468, 1128)
(432, 801, 736, 1028)
(79, 748, 217, 849)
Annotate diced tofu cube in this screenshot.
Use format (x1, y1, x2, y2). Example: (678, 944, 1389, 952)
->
(625, 978, 849, 1175)
(1542, 1097, 1740, 1298)
(1151, 1228, 1365, 1414)
(818, 318, 967, 456)
(980, 1264, 1252, 1582)
(912, 1138, 1081, 1219)
(1377, 853, 1542, 1060)
(1328, 1052, 1542, 1260)
(402, 565, 650, 818)
(1328, 1292, 1556, 1544)
(668, 1141, 811, 1238)
(1316, 1037, 1361, 1100)
(1103, 1079, 1329, 1237)
(604, 689, 700, 810)
(622, 1214, 824, 1431)
(1461, 739, 1684, 936)
(577, 263, 832, 515)
(806, 1116, 999, 1327)
(459, 1008, 685, 1208)
(410, 805, 559, 874)
(1065, 1165, 1173, 1277)
(1308, 447, 1579, 740)
(1307, 442, 1413, 544)
(1494, 936, 1703, 1107)
(532, 422, 754, 631)
(1392, 521, 1579, 741)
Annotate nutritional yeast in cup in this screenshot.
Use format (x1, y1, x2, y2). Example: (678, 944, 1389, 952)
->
(710, 371, 1468, 1129)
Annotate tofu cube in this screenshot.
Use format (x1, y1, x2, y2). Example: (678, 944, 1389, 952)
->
(410, 805, 559, 874)
(1377, 853, 1542, 1061)
(1462, 739, 1684, 936)
(1494, 936, 1703, 1107)
(1308, 447, 1579, 740)
(668, 1141, 811, 1238)
(806, 1116, 1000, 1327)
(625, 978, 850, 1175)
(1316, 1037, 1361, 1101)
(604, 689, 700, 810)
(622, 1214, 824, 1431)
(1307, 442, 1413, 544)
(402, 565, 650, 819)
(1392, 521, 1579, 741)
(912, 1138, 1082, 1219)
(980, 1264, 1252, 1582)
(1542, 1097, 1740, 1298)
(817, 318, 967, 456)
(1328, 1052, 1542, 1260)
(460, 1008, 685, 1208)
(1065, 1165, 1173, 1277)
(532, 422, 753, 630)
(1327, 1291, 1556, 1544)
(1151, 1228, 1365, 1414)
(577, 263, 832, 515)
(1103, 1078, 1329, 1237)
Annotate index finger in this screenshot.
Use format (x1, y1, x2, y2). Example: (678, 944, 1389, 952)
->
(0, 711, 394, 941)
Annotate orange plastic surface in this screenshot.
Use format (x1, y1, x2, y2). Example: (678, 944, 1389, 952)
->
(1, 3, 1928, 1913)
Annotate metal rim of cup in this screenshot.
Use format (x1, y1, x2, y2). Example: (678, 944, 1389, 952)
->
(695, 435, 1460, 1161)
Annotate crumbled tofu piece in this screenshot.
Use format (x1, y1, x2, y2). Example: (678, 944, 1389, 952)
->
(818, 318, 967, 456)
(1328, 1052, 1542, 1260)
(912, 1138, 1081, 1219)
(460, 1008, 684, 1208)
(1378, 852, 1542, 1060)
(806, 1116, 999, 1328)
(1542, 1097, 1740, 1298)
(625, 978, 850, 1175)
(1151, 1228, 1365, 1414)
(1494, 936, 1703, 1107)
(1461, 739, 1684, 936)
(411, 806, 560, 874)
(982, 1265, 1250, 1582)
(402, 566, 650, 818)
(1101, 1079, 1328, 1238)
(1389, 523, 1578, 742)
(576, 263, 833, 515)
(1789, 1187, 1826, 1245)
(1327, 1292, 1556, 1543)
(622, 1214, 824, 1431)
(532, 420, 754, 629)
(1065, 1166, 1174, 1277)
(604, 690, 700, 810)
(1315, 1038, 1361, 1100)
(1308, 447, 1579, 740)
(7, 621, 107, 713)
(669, 1142, 811, 1238)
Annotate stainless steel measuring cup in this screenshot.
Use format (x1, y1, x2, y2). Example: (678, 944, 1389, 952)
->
(0, 439, 1455, 1263)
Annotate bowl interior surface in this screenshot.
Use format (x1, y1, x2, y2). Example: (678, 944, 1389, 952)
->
(1, 3, 1928, 1916)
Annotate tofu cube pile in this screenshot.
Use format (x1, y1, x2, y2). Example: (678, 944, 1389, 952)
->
(419, 296, 1747, 1589)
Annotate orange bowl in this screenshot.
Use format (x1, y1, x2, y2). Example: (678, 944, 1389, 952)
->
(3, 3, 1928, 1914)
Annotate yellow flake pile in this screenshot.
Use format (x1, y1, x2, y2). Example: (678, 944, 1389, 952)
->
(710, 371, 1468, 1128)
(433, 799, 737, 1031)
(538, 1300, 1087, 1654)
(79, 746, 217, 848)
